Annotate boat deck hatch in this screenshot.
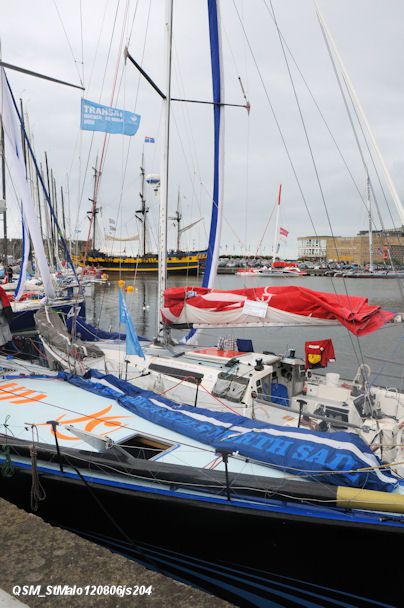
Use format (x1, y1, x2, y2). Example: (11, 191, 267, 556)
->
(149, 362, 203, 385)
(118, 434, 173, 460)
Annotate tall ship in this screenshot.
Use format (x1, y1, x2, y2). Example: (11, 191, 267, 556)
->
(79, 156, 207, 275)
(83, 249, 207, 274)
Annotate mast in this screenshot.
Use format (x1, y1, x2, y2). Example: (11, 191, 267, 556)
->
(35, 167, 44, 242)
(0, 43, 6, 260)
(157, 0, 173, 336)
(202, 0, 225, 290)
(85, 165, 99, 258)
(44, 152, 56, 267)
(61, 185, 66, 235)
(41, 161, 54, 270)
(52, 172, 59, 263)
(176, 187, 182, 251)
(25, 113, 43, 244)
(136, 150, 148, 257)
(272, 184, 282, 264)
(92, 171, 98, 252)
(315, 1, 404, 227)
(19, 99, 33, 268)
(169, 187, 182, 251)
(367, 174, 374, 272)
(19, 99, 27, 169)
(0, 121, 7, 260)
(183, 0, 225, 344)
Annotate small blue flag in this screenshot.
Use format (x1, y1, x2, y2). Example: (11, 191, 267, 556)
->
(118, 289, 145, 358)
(81, 98, 141, 136)
(144, 136, 155, 143)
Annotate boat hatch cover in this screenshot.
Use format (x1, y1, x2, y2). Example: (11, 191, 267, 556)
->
(149, 363, 203, 384)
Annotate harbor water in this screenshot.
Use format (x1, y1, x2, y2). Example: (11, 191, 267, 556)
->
(86, 274, 404, 391)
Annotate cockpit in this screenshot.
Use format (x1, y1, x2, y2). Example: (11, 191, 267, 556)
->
(212, 372, 250, 403)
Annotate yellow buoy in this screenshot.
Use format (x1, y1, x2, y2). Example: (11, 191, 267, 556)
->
(118, 279, 125, 288)
(126, 285, 134, 293)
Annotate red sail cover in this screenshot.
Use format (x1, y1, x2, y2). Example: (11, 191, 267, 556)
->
(162, 286, 394, 336)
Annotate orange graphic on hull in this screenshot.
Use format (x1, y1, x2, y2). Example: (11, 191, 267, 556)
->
(0, 382, 48, 404)
(39, 404, 130, 440)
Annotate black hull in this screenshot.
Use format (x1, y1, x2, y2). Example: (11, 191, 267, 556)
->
(0, 469, 400, 607)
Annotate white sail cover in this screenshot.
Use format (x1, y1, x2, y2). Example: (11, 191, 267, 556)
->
(0, 69, 55, 299)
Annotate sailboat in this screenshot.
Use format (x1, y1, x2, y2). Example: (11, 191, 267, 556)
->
(3, 2, 404, 604)
(0, 68, 85, 334)
(25, 0, 404, 492)
(259, 185, 307, 277)
(35, 0, 404, 462)
(0, 351, 403, 604)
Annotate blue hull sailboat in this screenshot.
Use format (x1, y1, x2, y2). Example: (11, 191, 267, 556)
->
(0, 355, 402, 605)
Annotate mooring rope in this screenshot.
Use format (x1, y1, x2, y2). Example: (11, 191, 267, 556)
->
(29, 425, 46, 512)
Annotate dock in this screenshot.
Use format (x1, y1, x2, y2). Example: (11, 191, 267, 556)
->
(0, 498, 232, 607)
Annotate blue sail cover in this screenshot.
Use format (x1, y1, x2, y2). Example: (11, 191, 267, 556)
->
(203, 0, 224, 289)
(65, 315, 147, 342)
(66, 316, 126, 341)
(59, 370, 398, 492)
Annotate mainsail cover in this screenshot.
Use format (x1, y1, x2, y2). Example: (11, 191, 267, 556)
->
(204, 0, 224, 290)
(184, 0, 224, 345)
(105, 234, 139, 242)
(162, 285, 394, 336)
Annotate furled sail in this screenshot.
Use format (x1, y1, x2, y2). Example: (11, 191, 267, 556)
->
(14, 210, 30, 301)
(203, 0, 224, 289)
(178, 217, 202, 235)
(105, 234, 140, 242)
(162, 286, 394, 336)
(0, 68, 55, 299)
(185, 0, 224, 345)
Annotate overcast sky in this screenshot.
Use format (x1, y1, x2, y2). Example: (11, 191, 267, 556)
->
(2, 0, 404, 257)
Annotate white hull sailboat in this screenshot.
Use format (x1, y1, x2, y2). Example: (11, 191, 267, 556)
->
(35, 282, 404, 483)
(33, 0, 404, 497)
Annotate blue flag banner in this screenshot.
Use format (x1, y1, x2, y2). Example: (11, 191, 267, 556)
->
(118, 289, 145, 357)
(144, 136, 155, 143)
(81, 98, 141, 136)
